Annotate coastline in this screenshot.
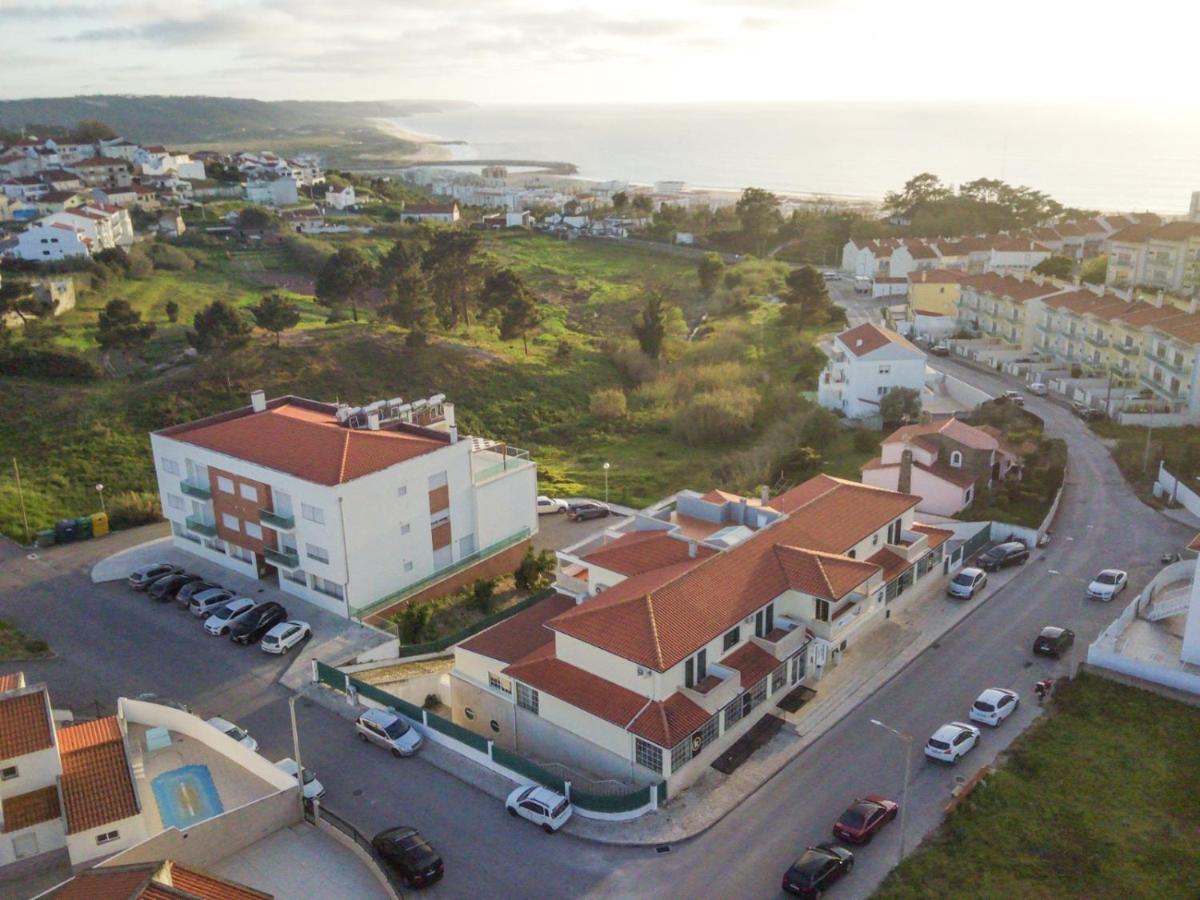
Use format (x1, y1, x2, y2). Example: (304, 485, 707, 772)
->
(368, 117, 470, 163)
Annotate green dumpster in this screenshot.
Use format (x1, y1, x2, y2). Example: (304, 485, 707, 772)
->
(75, 516, 93, 540)
(36, 528, 56, 548)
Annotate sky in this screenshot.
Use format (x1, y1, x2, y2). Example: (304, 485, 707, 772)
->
(2, 0, 1200, 105)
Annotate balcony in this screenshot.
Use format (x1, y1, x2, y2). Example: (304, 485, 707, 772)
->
(750, 615, 811, 662)
(1114, 342, 1140, 357)
(681, 662, 740, 715)
(180, 479, 212, 501)
(471, 444, 534, 485)
(1140, 374, 1185, 400)
(263, 546, 300, 569)
(184, 515, 217, 538)
(258, 508, 295, 531)
(1084, 333, 1109, 349)
(1152, 354, 1192, 378)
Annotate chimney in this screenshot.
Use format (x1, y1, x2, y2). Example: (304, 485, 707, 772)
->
(366, 410, 380, 431)
(250, 389, 266, 413)
(760, 485, 770, 505)
(1153, 290, 1165, 309)
(1189, 297, 1199, 315)
(448, 425, 458, 444)
(688, 540, 698, 558)
(898, 447, 914, 495)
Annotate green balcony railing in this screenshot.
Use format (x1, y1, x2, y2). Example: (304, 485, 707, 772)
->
(263, 546, 300, 569)
(184, 515, 217, 537)
(1084, 333, 1109, 348)
(259, 508, 295, 530)
(180, 479, 212, 501)
(1153, 354, 1192, 377)
(1114, 342, 1140, 356)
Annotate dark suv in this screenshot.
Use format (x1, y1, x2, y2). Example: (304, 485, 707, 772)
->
(372, 826, 444, 889)
(568, 501, 610, 522)
(147, 572, 202, 603)
(977, 541, 1029, 571)
(1033, 625, 1075, 658)
(229, 601, 288, 645)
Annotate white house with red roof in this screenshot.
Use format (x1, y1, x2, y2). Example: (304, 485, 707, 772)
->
(12, 223, 92, 261)
(817, 322, 928, 419)
(41, 205, 133, 250)
(450, 475, 957, 793)
(150, 391, 538, 617)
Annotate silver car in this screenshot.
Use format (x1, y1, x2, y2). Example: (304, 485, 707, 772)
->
(355, 708, 423, 757)
(947, 567, 987, 599)
(190, 588, 235, 618)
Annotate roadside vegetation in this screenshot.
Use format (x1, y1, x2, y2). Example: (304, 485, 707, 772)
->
(1090, 419, 1200, 505)
(877, 673, 1200, 899)
(0, 618, 50, 660)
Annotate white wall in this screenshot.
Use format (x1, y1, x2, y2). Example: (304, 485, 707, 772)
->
(66, 813, 147, 868)
(553, 634, 651, 697)
(0, 819, 67, 869)
(473, 465, 537, 550)
(0, 745, 61, 795)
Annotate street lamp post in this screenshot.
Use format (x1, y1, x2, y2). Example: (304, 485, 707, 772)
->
(602, 462, 611, 505)
(288, 695, 306, 814)
(95, 483, 106, 515)
(870, 718, 914, 865)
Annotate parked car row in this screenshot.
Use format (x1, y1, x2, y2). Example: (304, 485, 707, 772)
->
(126, 562, 312, 652)
(924, 683, 1021, 764)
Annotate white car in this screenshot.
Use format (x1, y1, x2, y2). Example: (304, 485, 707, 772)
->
(924, 721, 981, 763)
(947, 567, 987, 600)
(260, 620, 312, 654)
(505, 784, 573, 833)
(536, 495, 568, 515)
(204, 597, 257, 636)
(1087, 569, 1128, 601)
(1027, 382, 1048, 396)
(969, 688, 1020, 727)
(207, 716, 258, 752)
(275, 757, 325, 800)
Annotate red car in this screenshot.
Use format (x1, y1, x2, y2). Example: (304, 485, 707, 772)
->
(832, 795, 898, 844)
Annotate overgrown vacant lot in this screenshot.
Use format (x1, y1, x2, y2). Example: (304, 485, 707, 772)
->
(877, 673, 1200, 900)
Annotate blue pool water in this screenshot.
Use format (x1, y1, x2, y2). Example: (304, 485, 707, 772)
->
(151, 764, 224, 829)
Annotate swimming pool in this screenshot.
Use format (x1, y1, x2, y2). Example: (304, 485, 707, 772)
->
(151, 764, 224, 829)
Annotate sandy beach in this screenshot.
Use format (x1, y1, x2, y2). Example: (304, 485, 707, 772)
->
(369, 118, 465, 163)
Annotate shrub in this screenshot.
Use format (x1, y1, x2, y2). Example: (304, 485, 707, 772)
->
(612, 346, 659, 384)
(672, 386, 759, 445)
(406, 328, 427, 348)
(590, 387, 627, 420)
(148, 242, 195, 271)
(423, 693, 441, 710)
(0, 346, 100, 380)
(514, 547, 556, 591)
(800, 407, 841, 450)
(554, 339, 572, 363)
(471, 577, 497, 614)
(106, 491, 162, 530)
(282, 234, 336, 275)
(853, 428, 879, 453)
(395, 602, 433, 644)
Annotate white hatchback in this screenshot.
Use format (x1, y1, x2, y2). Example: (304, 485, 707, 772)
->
(968, 688, 1020, 727)
(206, 716, 258, 752)
(1087, 569, 1127, 601)
(204, 597, 257, 636)
(924, 721, 981, 764)
(536, 495, 567, 515)
(260, 621, 311, 654)
(505, 785, 573, 833)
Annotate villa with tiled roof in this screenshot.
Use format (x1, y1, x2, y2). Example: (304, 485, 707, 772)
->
(817, 323, 927, 420)
(451, 474, 959, 792)
(151, 390, 537, 618)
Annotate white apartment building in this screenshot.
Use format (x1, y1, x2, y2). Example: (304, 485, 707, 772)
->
(151, 391, 538, 618)
(41, 205, 134, 250)
(245, 176, 299, 207)
(817, 323, 927, 419)
(13, 223, 91, 261)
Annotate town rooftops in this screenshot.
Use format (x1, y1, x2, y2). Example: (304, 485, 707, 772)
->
(1107, 222, 1161, 244)
(581, 530, 715, 577)
(0, 681, 54, 759)
(837, 322, 922, 358)
(1148, 221, 1200, 242)
(58, 716, 140, 834)
(960, 272, 1062, 303)
(157, 396, 449, 486)
(862, 454, 979, 489)
(457, 593, 575, 664)
(908, 267, 967, 285)
(43, 859, 272, 899)
(503, 644, 648, 729)
(404, 202, 458, 215)
(627, 693, 710, 747)
(70, 156, 130, 168)
(2, 785, 61, 833)
(882, 417, 999, 452)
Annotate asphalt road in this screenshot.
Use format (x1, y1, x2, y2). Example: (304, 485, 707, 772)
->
(0, 354, 1190, 899)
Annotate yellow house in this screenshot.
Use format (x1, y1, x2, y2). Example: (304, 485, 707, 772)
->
(908, 268, 964, 318)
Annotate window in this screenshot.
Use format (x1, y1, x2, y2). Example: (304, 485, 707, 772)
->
(431, 509, 451, 528)
(238, 483, 257, 502)
(1, 766, 17, 781)
(397, 484, 407, 497)
(722, 627, 740, 652)
(243, 522, 263, 540)
(877, 385, 890, 397)
(229, 545, 252, 563)
(166, 494, 184, 511)
(221, 513, 240, 531)
(160, 457, 180, 475)
(11, 832, 38, 859)
(301, 503, 325, 525)
(306, 544, 330, 564)
(965, 487, 974, 504)
(203, 538, 225, 553)
(403, 560, 414, 572)
(217, 476, 235, 494)
(428, 471, 448, 490)
(311, 575, 344, 600)
(723, 694, 744, 728)
(878, 365, 891, 375)
(815, 599, 830, 622)
(400, 522, 411, 535)
(96, 830, 120, 846)
(771, 661, 787, 693)
(949, 450, 963, 468)
(282, 567, 306, 585)
(847, 549, 856, 559)
(516, 683, 539, 714)
(634, 739, 664, 775)
(488, 673, 512, 694)
(459, 534, 477, 557)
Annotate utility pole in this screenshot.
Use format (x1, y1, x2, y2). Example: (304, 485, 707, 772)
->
(871, 718, 914, 865)
(12, 458, 30, 545)
(1143, 413, 1154, 474)
(288, 695, 306, 814)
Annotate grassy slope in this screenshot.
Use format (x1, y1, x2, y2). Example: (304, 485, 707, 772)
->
(877, 673, 1200, 899)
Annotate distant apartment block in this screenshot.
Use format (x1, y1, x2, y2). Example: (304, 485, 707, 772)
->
(1104, 220, 1200, 295)
(150, 391, 538, 617)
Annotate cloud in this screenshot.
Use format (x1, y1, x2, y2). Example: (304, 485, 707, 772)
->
(76, 11, 275, 46)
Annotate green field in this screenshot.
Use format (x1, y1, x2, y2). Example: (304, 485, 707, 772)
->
(0, 619, 50, 660)
(0, 231, 867, 541)
(877, 673, 1200, 899)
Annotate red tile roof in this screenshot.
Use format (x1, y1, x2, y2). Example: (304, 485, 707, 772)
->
(766, 474, 841, 514)
(503, 647, 648, 729)
(70, 156, 130, 168)
(159, 397, 447, 486)
(882, 418, 998, 452)
(2, 785, 61, 832)
(698, 489, 750, 504)
(44, 861, 272, 899)
(773, 545, 877, 600)
(457, 593, 576, 664)
(838, 322, 922, 357)
(911, 523, 954, 549)
(721, 642, 780, 688)
(908, 267, 967, 285)
(1149, 221, 1200, 242)
(1107, 222, 1160, 244)
(404, 203, 457, 215)
(627, 693, 711, 748)
(861, 455, 979, 489)
(0, 689, 54, 758)
(0, 672, 25, 693)
(58, 716, 139, 834)
(581, 530, 715, 577)
(169, 863, 273, 899)
(868, 547, 911, 583)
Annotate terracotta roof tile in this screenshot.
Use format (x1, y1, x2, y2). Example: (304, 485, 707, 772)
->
(868, 547, 911, 583)
(44, 864, 158, 899)
(911, 523, 954, 549)
(908, 267, 967, 285)
(44, 861, 272, 900)
(159, 398, 447, 486)
(168, 863, 272, 899)
(721, 642, 781, 689)
(698, 489, 750, 504)
(0, 672, 25, 693)
(457, 593, 576, 664)
(1107, 222, 1160, 244)
(2, 785, 61, 832)
(0, 689, 54, 758)
(861, 456, 978, 489)
(627, 693, 711, 748)
(58, 716, 139, 833)
(1149, 221, 1200, 242)
(503, 651, 647, 729)
(881, 418, 998, 451)
(837, 322, 922, 358)
(773, 546, 876, 600)
(581, 531, 714, 577)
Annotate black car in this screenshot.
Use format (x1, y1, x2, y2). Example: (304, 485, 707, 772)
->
(229, 601, 288, 645)
(568, 501, 611, 522)
(977, 541, 1029, 571)
(782, 843, 854, 896)
(1033, 625, 1075, 658)
(174, 579, 222, 609)
(147, 572, 202, 603)
(372, 826, 444, 889)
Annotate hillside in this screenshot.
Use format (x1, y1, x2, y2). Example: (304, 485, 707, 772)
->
(0, 94, 469, 144)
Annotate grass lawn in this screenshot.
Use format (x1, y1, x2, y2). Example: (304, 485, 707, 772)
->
(877, 673, 1200, 899)
(0, 619, 51, 660)
(1090, 419, 1200, 503)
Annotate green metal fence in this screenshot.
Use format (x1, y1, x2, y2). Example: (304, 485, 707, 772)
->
(391, 588, 556, 659)
(960, 522, 992, 560)
(570, 785, 653, 813)
(426, 710, 489, 754)
(355, 680, 424, 720)
(491, 745, 567, 793)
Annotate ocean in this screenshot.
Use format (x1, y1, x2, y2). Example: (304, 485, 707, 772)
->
(390, 102, 1200, 214)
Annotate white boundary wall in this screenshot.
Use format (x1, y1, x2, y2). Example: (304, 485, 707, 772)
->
(1154, 462, 1200, 520)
